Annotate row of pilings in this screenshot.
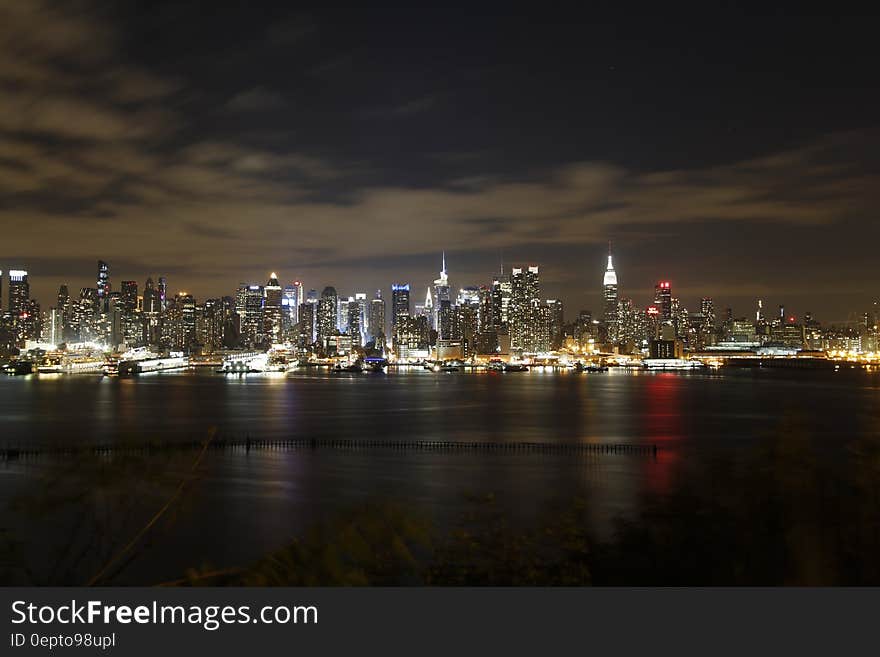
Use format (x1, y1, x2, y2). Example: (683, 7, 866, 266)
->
(1, 437, 659, 461)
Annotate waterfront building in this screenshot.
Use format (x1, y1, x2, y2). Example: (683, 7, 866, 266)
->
(509, 265, 540, 352)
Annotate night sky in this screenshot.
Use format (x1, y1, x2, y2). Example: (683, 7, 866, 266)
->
(1, 3, 878, 322)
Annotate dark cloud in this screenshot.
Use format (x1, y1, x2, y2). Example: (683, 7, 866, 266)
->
(1, 3, 877, 322)
(224, 87, 288, 113)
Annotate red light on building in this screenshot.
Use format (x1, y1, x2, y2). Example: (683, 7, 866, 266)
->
(661, 281, 670, 289)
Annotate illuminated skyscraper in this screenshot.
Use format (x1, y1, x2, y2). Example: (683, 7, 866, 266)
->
(433, 253, 452, 339)
(282, 281, 303, 338)
(602, 245, 618, 344)
(491, 268, 511, 329)
(654, 281, 672, 323)
(263, 273, 283, 344)
(391, 284, 410, 330)
(96, 261, 110, 310)
(158, 276, 168, 311)
(238, 283, 264, 347)
(347, 294, 367, 346)
(8, 269, 29, 315)
(317, 286, 338, 342)
(369, 290, 386, 342)
(546, 299, 564, 350)
(509, 266, 540, 352)
(121, 280, 138, 312)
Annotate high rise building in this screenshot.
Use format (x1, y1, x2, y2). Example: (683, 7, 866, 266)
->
(8, 269, 29, 315)
(509, 266, 540, 352)
(433, 253, 450, 332)
(654, 281, 672, 322)
(391, 284, 410, 330)
(369, 290, 386, 343)
(317, 286, 338, 342)
(237, 283, 264, 347)
(142, 277, 159, 313)
(121, 280, 138, 312)
(263, 273, 283, 344)
(347, 295, 367, 347)
(96, 261, 110, 310)
(158, 276, 168, 312)
(491, 268, 512, 329)
(282, 281, 303, 339)
(546, 299, 564, 350)
(56, 284, 71, 340)
(297, 298, 317, 348)
(602, 246, 618, 344)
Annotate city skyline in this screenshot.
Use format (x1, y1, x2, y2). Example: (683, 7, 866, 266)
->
(2, 250, 876, 331)
(0, 5, 878, 323)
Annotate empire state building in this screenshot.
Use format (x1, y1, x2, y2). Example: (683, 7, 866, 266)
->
(602, 244, 618, 344)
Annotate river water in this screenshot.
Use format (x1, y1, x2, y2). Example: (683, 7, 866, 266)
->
(1, 366, 878, 584)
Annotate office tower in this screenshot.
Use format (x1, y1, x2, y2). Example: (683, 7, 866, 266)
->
(236, 283, 264, 347)
(576, 310, 593, 346)
(491, 267, 512, 329)
(163, 292, 196, 352)
(282, 281, 302, 338)
(158, 276, 168, 311)
(57, 285, 71, 340)
(509, 266, 540, 352)
(531, 301, 551, 353)
(369, 290, 386, 343)
(142, 277, 158, 314)
(671, 297, 689, 339)
(423, 287, 434, 330)
(96, 260, 110, 310)
(602, 245, 618, 344)
(347, 296, 366, 346)
(394, 315, 430, 357)
(297, 299, 317, 348)
(317, 286, 338, 342)
(354, 293, 368, 342)
(433, 253, 450, 330)
(201, 298, 226, 352)
(654, 281, 672, 322)
(391, 284, 410, 330)
(336, 296, 350, 333)
(8, 269, 29, 314)
(546, 299, 564, 350)
(263, 273, 283, 344)
(121, 280, 138, 312)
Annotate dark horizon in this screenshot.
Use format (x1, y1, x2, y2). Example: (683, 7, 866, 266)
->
(1, 4, 878, 323)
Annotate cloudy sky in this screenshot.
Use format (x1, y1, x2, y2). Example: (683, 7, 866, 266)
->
(1, 3, 878, 322)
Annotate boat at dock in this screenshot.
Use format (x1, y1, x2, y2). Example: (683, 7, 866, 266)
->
(118, 354, 189, 376)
